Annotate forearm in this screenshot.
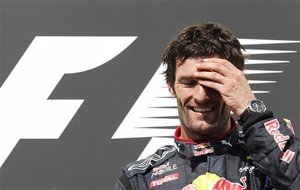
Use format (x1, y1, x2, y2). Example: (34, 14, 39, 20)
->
(240, 111, 300, 189)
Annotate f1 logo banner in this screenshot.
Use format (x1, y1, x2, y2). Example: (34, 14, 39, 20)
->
(0, 36, 137, 167)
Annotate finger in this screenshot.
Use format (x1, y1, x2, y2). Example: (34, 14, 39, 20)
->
(197, 79, 225, 94)
(204, 58, 238, 71)
(198, 75, 241, 97)
(193, 71, 226, 84)
(197, 58, 241, 78)
(198, 61, 246, 84)
(196, 60, 232, 77)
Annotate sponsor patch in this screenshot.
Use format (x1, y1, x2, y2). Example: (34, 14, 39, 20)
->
(150, 173, 179, 189)
(194, 143, 211, 150)
(264, 119, 295, 163)
(151, 162, 178, 178)
(193, 143, 215, 156)
(264, 119, 289, 151)
(189, 172, 247, 190)
(221, 139, 233, 147)
(280, 149, 295, 164)
(193, 147, 214, 157)
(239, 165, 256, 174)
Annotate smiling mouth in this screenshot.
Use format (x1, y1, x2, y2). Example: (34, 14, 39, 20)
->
(192, 107, 213, 113)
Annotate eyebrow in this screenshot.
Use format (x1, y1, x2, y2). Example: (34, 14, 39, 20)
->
(177, 76, 195, 82)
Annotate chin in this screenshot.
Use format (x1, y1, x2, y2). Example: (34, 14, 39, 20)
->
(192, 122, 222, 136)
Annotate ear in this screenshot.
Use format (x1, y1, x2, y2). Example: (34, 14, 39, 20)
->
(167, 82, 176, 98)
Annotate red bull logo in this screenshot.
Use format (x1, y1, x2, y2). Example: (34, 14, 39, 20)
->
(193, 143, 215, 156)
(264, 119, 295, 163)
(194, 143, 211, 150)
(182, 172, 247, 190)
(211, 176, 247, 190)
(264, 119, 289, 151)
(193, 147, 214, 156)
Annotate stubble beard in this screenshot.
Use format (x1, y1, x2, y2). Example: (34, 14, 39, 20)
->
(178, 100, 231, 139)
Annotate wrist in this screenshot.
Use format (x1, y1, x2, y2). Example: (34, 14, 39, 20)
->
(238, 110, 273, 131)
(239, 99, 267, 121)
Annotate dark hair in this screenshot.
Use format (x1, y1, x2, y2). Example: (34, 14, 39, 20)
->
(162, 22, 245, 85)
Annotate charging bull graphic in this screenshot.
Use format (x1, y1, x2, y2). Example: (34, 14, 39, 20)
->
(183, 172, 247, 190)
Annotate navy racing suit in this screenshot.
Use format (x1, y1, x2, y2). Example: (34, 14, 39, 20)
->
(115, 111, 300, 190)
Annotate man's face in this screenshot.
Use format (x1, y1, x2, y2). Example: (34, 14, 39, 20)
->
(168, 56, 231, 139)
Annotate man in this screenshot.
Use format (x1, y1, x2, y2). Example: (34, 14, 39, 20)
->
(115, 22, 300, 189)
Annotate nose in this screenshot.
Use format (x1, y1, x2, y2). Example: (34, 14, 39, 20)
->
(193, 82, 209, 103)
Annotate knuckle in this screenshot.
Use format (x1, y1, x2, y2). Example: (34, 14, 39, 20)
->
(232, 71, 243, 81)
(237, 70, 245, 79)
(220, 87, 228, 95)
(210, 72, 218, 80)
(226, 80, 236, 90)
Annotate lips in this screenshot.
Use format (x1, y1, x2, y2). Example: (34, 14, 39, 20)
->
(192, 107, 213, 113)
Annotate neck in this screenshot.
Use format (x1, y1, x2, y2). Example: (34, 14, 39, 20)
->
(179, 117, 233, 142)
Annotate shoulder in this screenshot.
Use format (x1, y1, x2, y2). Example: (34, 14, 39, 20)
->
(123, 145, 177, 178)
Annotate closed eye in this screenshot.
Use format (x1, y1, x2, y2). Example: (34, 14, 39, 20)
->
(180, 79, 197, 87)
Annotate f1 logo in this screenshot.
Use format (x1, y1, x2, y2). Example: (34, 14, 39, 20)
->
(0, 36, 137, 167)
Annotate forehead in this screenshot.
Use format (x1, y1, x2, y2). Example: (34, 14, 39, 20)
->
(175, 54, 220, 78)
(175, 58, 199, 77)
